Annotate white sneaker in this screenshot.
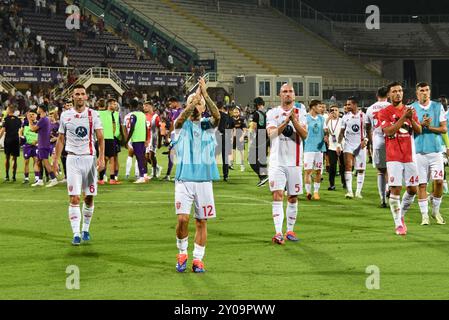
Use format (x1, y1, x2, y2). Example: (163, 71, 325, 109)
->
(421, 216, 430, 226)
(46, 178, 59, 187)
(32, 180, 44, 187)
(432, 212, 446, 225)
(240, 165, 245, 172)
(156, 165, 162, 178)
(355, 192, 363, 199)
(345, 192, 354, 199)
(134, 177, 146, 184)
(59, 178, 67, 184)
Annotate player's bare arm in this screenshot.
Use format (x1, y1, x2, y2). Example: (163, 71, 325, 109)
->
(53, 133, 65, 173)
(96, 128, 105, 172)
(174, 96, 198, 129)
(382, 109, 409, 136)
(199, 77, 220, 128)
(424, 118, 447, 134)
(290, 113, 307, 139)
(409, 111, 422, 134)
(267, 116, 290, 139)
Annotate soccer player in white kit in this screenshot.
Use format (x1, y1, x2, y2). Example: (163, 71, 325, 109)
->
(53, 85, 105, 245)
(366, 87, 390, 207)
(410, 83, 447, 225)
(338, 97, 368, 199)
(267, 84, 308, 244)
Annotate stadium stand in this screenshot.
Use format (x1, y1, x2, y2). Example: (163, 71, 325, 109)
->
(14, 3, 167, 71)
(123, 0, 385, 87)
(332, 22, 449, 57)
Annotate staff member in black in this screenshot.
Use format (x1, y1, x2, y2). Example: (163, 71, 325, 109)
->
(215, 101, 234, 181)
(248, 97, 269, 187)
(0, 105, 22, 182)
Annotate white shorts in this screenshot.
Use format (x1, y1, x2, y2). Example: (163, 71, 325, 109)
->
(269, 166, 303, 196)
(387, 161, 419, 187)
(304, 152, 323, 170)
(67, 155, 97, 196)
(373, 148, 387, 169)
(416, 153, 444, 184)
(175, 181, 216, 220)
(344, 146, 367, 171)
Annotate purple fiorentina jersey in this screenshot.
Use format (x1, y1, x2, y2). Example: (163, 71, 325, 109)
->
(37, 116, 51, 149)
(170, 108, 183, 122)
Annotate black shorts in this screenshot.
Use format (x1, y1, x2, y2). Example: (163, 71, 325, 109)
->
(105, 139, 117, 158)
(4, 139, 20, 157)
(114, 137, 121, 154)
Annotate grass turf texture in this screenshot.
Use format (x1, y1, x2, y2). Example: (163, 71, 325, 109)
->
(1, 148, 449, 300)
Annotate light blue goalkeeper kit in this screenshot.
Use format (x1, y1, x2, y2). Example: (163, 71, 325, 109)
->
(304, 114, 327, 152)
(411, 101, 444, 153)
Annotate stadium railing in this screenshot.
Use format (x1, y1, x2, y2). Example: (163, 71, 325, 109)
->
(76, 0, 204, 69)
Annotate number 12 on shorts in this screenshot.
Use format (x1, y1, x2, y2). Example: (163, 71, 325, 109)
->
(202, 205, 214, 218)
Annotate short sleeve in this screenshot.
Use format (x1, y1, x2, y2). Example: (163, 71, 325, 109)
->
(93, 111, 103, 130)
(266, 110, 277, 129)
(378, 109, 392, 129)
(365, 110, 372, 124)
(341, 115, 347, 129)
(58, 117, 66, 134)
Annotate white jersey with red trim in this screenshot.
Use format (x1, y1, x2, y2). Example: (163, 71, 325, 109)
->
(365, 101, 390, 149)
(123, 112, 132, 134)
(342, 111, 367, 151)
(59, 107, 102, 155)
(267, 106, 307, 167)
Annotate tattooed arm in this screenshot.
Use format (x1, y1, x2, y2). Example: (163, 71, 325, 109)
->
(199, 77, 220, 128)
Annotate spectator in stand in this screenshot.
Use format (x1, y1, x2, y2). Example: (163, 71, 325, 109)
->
(112, 44, 118, 58)
(34, 0, 41, 13)
(49, 0, 56, 18)
(168, 54, 174, 70)
(151, 42, 157, 60)
(62, 53, 68, 67)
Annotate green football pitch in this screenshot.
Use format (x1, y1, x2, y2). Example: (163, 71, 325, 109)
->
(1, 149, 449, 300)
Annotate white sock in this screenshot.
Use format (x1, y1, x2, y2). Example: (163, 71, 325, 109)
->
(378, 173, 386, 202)
(401, 192, 415, 217)
(356, 172, 365, 194)
(418, 199, 429, 218)
(272, 201, 284, 234)
(82, 204, 94, 232)
(432, 196, 442, 215)
(69, 205, 81, 236)
(126, 156, 133, 176)
(286, 202, 298, 232)
(389, 195, 402, 227)
(193, 243, 205, 261)
(176, 237, 188, 254)
(313, 183, 320, 193)
(134, 159, 139, 177)
(305, 183, 311, 194)
(345, 172, 353, 194)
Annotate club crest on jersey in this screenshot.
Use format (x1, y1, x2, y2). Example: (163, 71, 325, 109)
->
(75, 126, 88, 138)
(176, 201, 181, 210)
(351, 124, 360, 132)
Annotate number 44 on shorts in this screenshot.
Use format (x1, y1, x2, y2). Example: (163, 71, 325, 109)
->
(409, 176, 419, 184)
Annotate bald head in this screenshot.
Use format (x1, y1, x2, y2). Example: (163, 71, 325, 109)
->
(280, 84, 295, 108)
